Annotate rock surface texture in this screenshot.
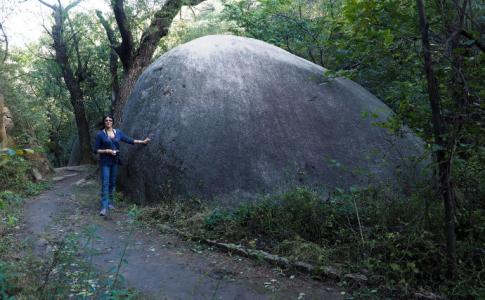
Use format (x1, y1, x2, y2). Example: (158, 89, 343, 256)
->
(120, 35, 423, 205)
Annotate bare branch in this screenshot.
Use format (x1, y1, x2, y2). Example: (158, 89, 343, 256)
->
(0, 23, 8, 63)
(41, 24, 53, 37)
(37, 0, 56, 10)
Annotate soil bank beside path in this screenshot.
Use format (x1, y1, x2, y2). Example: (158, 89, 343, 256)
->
(22, 165, 342, 300)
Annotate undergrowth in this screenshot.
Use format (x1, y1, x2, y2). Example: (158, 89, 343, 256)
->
(0, 157, 139, 299)
(137, 185, 484, 299)
(0, 223, 139, 299)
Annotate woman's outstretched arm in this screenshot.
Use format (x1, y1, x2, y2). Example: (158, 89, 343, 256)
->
(134, 137, 150, 145)
(119, 130, 150, 145)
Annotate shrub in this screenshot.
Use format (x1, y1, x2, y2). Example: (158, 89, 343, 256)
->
(0, 157, 31, 192)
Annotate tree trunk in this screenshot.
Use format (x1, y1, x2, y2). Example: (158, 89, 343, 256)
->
(105, 0, 205, 124)
(109, 50, 120, 112)
(416, 0, 456, 278)
(42, 0, 93, 164)
(48, 125, 62, 166)
(96, 10, 120, 113)
(113, 57, 150, 124)
(69, 92, 92, 164)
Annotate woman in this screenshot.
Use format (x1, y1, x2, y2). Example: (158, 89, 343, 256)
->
(94, 115, 150, 216)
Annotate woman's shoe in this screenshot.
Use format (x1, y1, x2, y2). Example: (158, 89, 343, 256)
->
(100, 208, 107, 216)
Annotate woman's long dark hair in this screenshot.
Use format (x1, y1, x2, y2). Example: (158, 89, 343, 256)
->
(99, 115, 114, 130)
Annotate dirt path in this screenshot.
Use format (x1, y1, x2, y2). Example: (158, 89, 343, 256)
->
(23, 166, 341, 300)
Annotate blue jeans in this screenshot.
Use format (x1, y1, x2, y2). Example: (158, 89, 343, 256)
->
(100, 164, 118, 209)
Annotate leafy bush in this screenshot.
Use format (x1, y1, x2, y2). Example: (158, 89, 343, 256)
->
(0, 157, 31, 192)
(0, 148, 50, 197)
(0, 191, 22, 205)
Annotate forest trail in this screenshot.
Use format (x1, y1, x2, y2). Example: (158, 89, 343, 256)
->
(22, 166, 341, 300)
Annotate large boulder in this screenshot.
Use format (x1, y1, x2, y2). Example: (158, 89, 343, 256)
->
(119, 35, 424, 205)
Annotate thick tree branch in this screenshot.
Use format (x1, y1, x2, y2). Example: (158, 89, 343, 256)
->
(135, 0, 205, 63)
(95, 11, 120, 111)
(108, 0, 205, 123)
(112, 0, 134, 71)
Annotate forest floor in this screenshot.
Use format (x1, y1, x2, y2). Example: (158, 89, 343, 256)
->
(20, 165, 342, 299)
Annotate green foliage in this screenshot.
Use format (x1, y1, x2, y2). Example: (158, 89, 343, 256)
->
(217, 3, 484, 295)
(0, 191, 22, 205)
(0, 190, 23, 234)
(221, 0, 484, 148)
(23, 11, 115, 165)
(2, 8, 122, 167)
(1, 52, 51, 148)
(0, 229, 138, 299)
(66, 11, 115, 120)
(0, 215, 138, 299)
(222, 0, 430, 135)
(204, 188, 331, 243)
(0, 0, 482, 298)
(142, 185, 481, 298)
(159, 0, 237, 51)
(222, 0, 342, 66)
(0, 160, 49, 263)
(0, 156, 31, 192)
(0, 262, 16, 300)
(0, 149, 49, 197)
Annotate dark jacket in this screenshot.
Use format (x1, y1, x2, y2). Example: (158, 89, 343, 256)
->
(94, 129, 134, 165)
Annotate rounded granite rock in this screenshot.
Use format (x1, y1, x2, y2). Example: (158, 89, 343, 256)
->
(119, 35, 424, 205)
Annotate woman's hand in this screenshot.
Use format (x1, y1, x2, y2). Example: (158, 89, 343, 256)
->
(106, 149, 117, 156)
(134, 137, 150, 145)
(98, 149, 117, 155)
